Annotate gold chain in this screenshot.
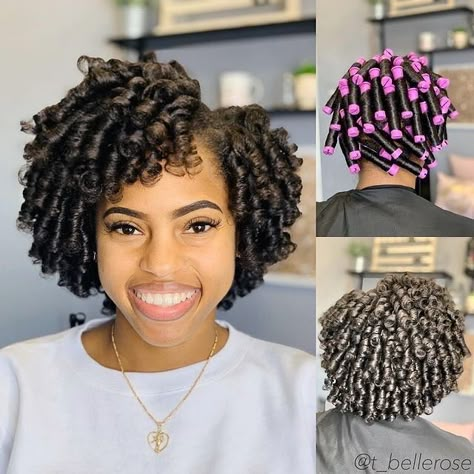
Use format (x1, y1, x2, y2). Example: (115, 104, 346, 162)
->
(111, 322, 218, 453)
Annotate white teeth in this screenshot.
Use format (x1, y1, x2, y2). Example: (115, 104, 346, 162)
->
(134, 289, 196, 307)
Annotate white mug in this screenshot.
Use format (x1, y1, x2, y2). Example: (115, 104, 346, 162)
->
(219, 71, 264, 107)
(418, 32, 436, 52)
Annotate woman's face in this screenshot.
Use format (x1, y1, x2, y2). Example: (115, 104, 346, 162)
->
(95, 143, 236, 348)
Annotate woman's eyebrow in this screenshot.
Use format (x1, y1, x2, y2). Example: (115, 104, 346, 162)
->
(102, 200, 223, 220)
(171, 200, 223, 218)
(102, 207, 146, 220)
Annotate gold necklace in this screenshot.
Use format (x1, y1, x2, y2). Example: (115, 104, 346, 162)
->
(111, 322, 218, 454)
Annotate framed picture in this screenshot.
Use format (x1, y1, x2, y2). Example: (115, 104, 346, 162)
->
(267, 147, 315, 286)
(156, 0, 302, 35)
(370, 237, 437, 273)
(459, 330, 474, 395)
(389, 0, 455, 17)
(437, 64, 474, 125)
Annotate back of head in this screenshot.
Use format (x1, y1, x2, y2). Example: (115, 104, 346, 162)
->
(322, 49, 458, 182)
(319, 273, 471, 423)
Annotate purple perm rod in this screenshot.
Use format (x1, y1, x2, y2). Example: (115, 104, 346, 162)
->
(369, 67, 387, 121)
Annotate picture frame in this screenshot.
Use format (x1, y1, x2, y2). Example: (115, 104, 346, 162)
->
(436, 64, 474, 125)
(459, 330, 474, 395)
(388, 0, 455, 17)
(268, 146, 315, 286)
(370, 237, 437, 273)
(156, 0, 302, 35)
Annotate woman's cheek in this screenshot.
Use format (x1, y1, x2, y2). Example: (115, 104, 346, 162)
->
(193, 239, 235, 290)
(97, 244, 135, 293)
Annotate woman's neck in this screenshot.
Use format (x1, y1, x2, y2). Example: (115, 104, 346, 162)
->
(356, 162, 417, 190)
(81, 315, 229, 373)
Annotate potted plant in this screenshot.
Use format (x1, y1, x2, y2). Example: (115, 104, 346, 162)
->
(114, 0, 157, 38)
(451, 27, 469, 49)
(293, 62, 316, 111)
(348, 242, 371, 273)
(367, 0, 385, 20)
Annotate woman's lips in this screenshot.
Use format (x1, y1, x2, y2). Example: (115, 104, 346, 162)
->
(129, 288, 200, 322)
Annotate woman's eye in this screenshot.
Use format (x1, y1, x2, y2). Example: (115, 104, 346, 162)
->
(108, 223, 140, 236)
(184, 220, 219, 234)
(188, 223, 211, 234)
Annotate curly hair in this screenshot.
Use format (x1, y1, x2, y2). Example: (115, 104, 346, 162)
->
(17, 52, 302, 315)
(322, 49, 458, 178)
(318, 273, 471, 423)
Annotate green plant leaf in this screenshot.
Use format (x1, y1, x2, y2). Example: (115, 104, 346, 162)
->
(348, 241, 371, 258)
(293, 63, 316, 76)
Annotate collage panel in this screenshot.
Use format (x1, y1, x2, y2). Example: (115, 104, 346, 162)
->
(316, 0, 474, 237)
(1, 2, 317, 473)
(316, 237, 474, 473)
(315, 0, 474, 472)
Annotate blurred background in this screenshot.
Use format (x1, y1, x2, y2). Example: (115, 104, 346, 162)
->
(316, 0, 474, 221)
(316, 237, 474, 444)
(0, 0, 316, 353)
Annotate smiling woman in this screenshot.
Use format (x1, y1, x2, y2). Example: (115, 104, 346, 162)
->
(92, 146, 237, 359)
(0, 52, 315, 473)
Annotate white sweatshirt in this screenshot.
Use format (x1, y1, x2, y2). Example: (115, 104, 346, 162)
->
(0, 317, 316, 474)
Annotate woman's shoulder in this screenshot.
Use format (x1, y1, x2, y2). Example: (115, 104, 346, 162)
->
(2, 324, 77, 352)
(222, 321, 316, 385)
(225, 321, 314, 360)
(0, 319, 102, 374)
(251, 336, 316, 369)
(230, 328, 316, 408)
(0, 328, 73, 374)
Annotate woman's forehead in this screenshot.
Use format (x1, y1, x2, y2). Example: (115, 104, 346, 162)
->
(98, 152, 229, 216)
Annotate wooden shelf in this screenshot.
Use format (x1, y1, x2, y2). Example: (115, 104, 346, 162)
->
(109, 18, 315, 54)
(348, 271, 453, 290)
(348, 271, 453, 280)
(369, 6, 474, 75)
(419, 45, 474, 54)
(268, 108, 315, 115)
(369, 6, 473, 23)
(265, 272, 314, 288)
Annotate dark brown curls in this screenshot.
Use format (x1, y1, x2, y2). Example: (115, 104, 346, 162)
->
(17, 52, 302, 315)
(319, 273, 470, 423)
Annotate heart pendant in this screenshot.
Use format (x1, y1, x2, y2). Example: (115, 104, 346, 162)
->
(147, 427, 169, 453)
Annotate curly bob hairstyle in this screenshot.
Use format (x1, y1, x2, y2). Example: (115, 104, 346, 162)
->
(17, 52, 302, 315)
(318, 273, 471, 423)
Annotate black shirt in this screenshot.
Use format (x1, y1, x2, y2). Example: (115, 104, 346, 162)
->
(317, 409, 474, 474)
(316, 185, 474, 237)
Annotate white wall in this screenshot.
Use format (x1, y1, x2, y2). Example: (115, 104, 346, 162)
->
(316, 0, 373, 200)
(0, 0, 121, 346)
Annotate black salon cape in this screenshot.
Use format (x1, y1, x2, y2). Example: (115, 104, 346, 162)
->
(317, 409, 474, 474)
(316, 185, 474, 236)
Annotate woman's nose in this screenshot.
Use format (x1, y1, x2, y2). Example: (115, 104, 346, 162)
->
(139, 234, 188, 278)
